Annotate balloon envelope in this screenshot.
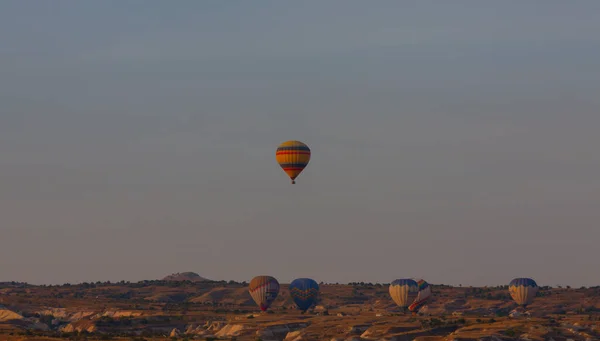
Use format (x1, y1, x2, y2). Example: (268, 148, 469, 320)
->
(249, 276, 280, 311)
(289, 278, 320, 312)
(389, 279, 419, 309)
(276, 140, 310, 184)
(509, 278, 538, 307)
(408, 279, 431, 313)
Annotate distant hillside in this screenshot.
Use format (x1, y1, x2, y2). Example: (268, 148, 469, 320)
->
(162, 272, 210, 282)
(0, 281, 596, 341)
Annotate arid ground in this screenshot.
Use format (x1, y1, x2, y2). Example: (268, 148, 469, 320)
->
(1, 273, 599, 341)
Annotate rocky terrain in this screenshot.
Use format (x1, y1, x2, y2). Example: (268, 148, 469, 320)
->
(1, 278, 599, 341)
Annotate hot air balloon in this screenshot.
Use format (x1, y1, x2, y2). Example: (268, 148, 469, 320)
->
(249, 275, 280, 312)
(408, 279, 431, 314)
(509, 278, 538, 307)
(276, 140, 310, 184)
(389, 279, 419, 312)
(289, 278, 320, 312)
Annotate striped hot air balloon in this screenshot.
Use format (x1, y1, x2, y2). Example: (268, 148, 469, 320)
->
(249, 275, 280, 312)
(408, 279, 431, 314)
(509, 278, 538, 307)
(276, 140, 310, 184)
(289, 278, 320, 312)
(389, 279, 419, 312)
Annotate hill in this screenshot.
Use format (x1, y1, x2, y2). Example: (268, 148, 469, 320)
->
(161, 272, 209, 282)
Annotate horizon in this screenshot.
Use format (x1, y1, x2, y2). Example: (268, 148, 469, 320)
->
(0, 273, 586, 289)
(1, 1, 600, 287)
(0, 278, 575, 289)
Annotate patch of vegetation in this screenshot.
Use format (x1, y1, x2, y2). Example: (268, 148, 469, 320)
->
(37, 313, 55, 328)
(504, 328, 516, 337)
(108, 291, 134, 300)
(495, 308, 510, 317)
(420, 317, 460, 329)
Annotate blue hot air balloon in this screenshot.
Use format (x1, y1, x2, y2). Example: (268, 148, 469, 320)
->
(289, 278, 319, 312)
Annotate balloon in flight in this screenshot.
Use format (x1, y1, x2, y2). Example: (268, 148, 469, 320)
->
(389, 278, 419, 311)
(408, 279, 432, 314)
(509, 278, 538, 307)
(249, 275, 280, 312)
(289, 278, 320, 312)
(276, 140, 311, 184)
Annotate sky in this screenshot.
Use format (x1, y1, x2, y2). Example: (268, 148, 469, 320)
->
(1, 1, 599, 287)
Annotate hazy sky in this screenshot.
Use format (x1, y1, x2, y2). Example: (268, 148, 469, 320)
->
(1, 1, 599, 287)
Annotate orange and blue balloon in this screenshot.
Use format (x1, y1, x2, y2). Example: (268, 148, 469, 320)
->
(509, 278, 538, 307)
(389, 279, 419, 311)
(289, 278, 319, 312)
(276, 140, 310, 184)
